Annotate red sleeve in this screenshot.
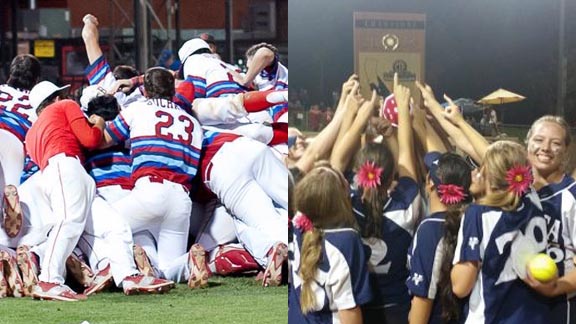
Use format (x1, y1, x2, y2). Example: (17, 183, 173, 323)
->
(63, 100, 103, 149)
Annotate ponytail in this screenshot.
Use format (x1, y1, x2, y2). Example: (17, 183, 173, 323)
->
(438, 206, 463, 322)
(299, 228, 324, 314)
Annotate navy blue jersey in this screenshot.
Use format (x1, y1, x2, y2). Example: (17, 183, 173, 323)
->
(351, 176, 420, 307)
(408, 212, 459, 324)
(288, 227, 373, 324)
(454, 192, 550, 323)
(538, 175, 576, 324)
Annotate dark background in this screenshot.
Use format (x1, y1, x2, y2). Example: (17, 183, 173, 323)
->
(289, 0, 576, 125)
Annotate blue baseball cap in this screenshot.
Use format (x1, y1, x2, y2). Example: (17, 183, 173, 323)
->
(424, 151, 443, 187)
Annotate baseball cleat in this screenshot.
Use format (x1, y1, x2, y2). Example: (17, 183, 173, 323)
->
(187, 243, 210, 289)
(0, 250, 25, 297)
(16, 245, 39, 296)
(32, 281, 87, 301)
(121, 274, 174, 295)
(83, 264, 113, 296)
(213, 244, 259, 276)
(0, 262, 8, 298)
(3, 185, 23, 238)
(133, 244, 155, 277)
(65, 253, 94, 288)
(262, 242, 288, 287)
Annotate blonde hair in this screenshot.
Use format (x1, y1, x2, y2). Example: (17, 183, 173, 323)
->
(294, 164, 357, 314)
(525, 115, 571, 147)
(477, 141, 529, 211)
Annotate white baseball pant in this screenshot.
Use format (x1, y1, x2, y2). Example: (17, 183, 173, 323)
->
(112, 176, 191, 274)
(77, 195, 138, 285)
(0, 130, 24, 186)
(38, 153, 95, 284)
(204, 137, 288, 259)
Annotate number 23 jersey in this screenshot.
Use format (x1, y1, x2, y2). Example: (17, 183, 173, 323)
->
(106, 98, 203, 187)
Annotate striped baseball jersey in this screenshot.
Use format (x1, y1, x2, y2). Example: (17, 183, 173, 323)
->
(453, 193, 550, 324)
(84, 55, 143, 107)
(84, 145, 133, 189)
(0, 84, 35, 142)
(182, 54, 245, 99)
(106, 98, 202, 189)
(351, 176, 420, 308)
(538, 175, 576, 324)
(288, 225, 373, 324)
(408, 211, 461, 324)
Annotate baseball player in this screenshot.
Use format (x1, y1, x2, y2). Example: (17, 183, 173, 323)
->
(0, 54, 41, 238)
(25, 80, 105, 301)
(199, 129, 288, 286)
(99, 67, 203, 279)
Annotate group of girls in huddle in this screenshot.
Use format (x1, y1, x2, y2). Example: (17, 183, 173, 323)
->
(288, 72, 576, 324)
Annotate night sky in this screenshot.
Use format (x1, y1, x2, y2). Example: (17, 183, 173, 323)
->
(289, 0, 574, 125)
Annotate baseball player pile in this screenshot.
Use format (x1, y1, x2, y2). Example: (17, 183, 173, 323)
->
(0, 13, 288, 301)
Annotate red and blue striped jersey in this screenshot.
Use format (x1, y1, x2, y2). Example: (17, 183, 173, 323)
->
(106, 98, 203, 189)
(182, 54, 245, 99)
(84, 145, 133, 189)
(85, 55, 112, 86)
(0, 85, 35, 142)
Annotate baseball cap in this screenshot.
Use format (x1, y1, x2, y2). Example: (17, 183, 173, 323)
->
(178, 38, 211, 62)
(29, 81, 70, 110)
(80, 85, 108, 110)
(380, 93, 413, 127)
(424, 151, 443, 187)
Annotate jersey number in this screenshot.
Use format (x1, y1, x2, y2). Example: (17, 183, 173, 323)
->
(494, 217, 547, 285)
(154, 111, 194, 145)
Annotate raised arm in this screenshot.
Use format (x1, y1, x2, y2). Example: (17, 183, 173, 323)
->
(81, 14, 103, 65)
(330, 90, 378, 173)
(442, 95, 489, 160)
(238, 47, 275, 88)
(416, 81, 484, 162)
(295, 98, 348, 173)
(394, 73, 417, 181)
(332, 82, 364, 153)
(425, 120, 447, 153)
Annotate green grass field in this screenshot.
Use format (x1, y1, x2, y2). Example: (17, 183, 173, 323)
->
(0, 277, 287, 324)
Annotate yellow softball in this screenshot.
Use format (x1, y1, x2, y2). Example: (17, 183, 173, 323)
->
(528, 253, 557, 283)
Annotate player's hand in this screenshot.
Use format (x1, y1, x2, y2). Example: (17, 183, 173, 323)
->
(393, 73, 410, 110)
(342, 74, 359, 96)
(343, 81, 362, 113)
(82, 14, 99, 26)
(442, 94, 464, 126)
(523, 266, 558, 297)
(81, 14, 99, 41)
(108, 79, 133, 94)
(372, 116, 393, 137)
(89, 114, 105, 129)
(415, 81, 439, 109)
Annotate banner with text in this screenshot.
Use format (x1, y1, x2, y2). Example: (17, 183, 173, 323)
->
(353, 12, 426, 103)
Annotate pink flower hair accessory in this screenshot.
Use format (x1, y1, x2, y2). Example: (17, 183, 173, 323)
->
(355, 161, 383, 189)
(437, 184, 466, 205)
(294, 213, 314, 233)
(505, 164, 533, 196)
